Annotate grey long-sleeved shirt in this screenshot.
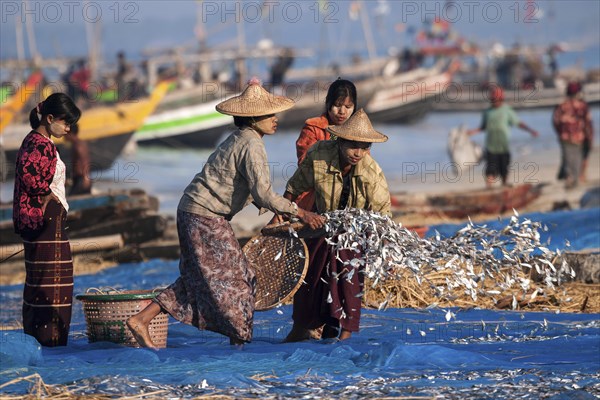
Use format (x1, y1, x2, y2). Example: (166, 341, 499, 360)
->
(178, 127, 297, 219)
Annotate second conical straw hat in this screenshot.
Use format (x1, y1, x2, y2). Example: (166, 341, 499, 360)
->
(327, 109, 388, 143)
(216, 80, 295, 117)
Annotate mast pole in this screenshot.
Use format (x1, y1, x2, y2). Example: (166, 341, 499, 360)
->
(15, 14, 25, 80)
(23, 0, 41, 68)
(358, 0, 378, 77)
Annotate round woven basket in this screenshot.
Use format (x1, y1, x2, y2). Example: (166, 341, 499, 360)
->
(76, 289, 168, 348)
(261, 221, 326, 239)
(242, 235, 309, 311)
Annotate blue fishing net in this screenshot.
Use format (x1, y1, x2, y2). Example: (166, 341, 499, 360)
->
(1, 209, 598, 398)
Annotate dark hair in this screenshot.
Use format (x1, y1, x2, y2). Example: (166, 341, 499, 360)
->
(325, 78, 357, 115)
(566, 82, 582, 96)
(233, 116, 253, 128)
(29, 93, 81, 129)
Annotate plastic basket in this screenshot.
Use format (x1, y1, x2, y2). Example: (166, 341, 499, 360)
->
(76, 288, 168, 348)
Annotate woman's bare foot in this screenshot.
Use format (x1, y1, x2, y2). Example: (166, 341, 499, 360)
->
(126, 316, 158, 350)
(283, 324, 323, 342)
(339, 329, 352, 341)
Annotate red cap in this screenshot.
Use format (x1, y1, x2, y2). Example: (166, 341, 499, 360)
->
(489, 86, 504, 103)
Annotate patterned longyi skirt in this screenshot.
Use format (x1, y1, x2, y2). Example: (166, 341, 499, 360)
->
(155, 210, 256, 342)
(22, 199, 73, 347)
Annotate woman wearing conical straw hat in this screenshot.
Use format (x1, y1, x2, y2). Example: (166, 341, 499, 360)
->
(294, 78, 358, 212)
(281, 109, 391, 342)
(127, 79, 325, 349)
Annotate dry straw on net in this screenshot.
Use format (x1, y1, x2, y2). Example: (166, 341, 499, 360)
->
(362, 262, 600, 313)
(279, 208, 599, 314)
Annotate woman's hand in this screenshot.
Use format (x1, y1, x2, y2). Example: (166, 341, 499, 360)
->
(41, 192, 59, 214)
(268, 213, 285, 226)
(297, 208, 326, 230)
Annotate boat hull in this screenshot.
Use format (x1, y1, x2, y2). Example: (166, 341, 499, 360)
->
(432, 82, 600, 112)
(391, 183, 542, 219)
(365, 61, 456, 124)
(366, 97, 433, 124)
(136, 124, 229, 148)
(134, 97, 232, 148)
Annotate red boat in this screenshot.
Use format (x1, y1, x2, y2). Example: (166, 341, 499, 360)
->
(391, 183, 542, 220)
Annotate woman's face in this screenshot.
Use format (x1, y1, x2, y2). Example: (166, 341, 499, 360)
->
(328, 96, 354, 126)
(253, 114, 277, 136)
(48, 115, 72, 138)
(338, 139, 371, 166)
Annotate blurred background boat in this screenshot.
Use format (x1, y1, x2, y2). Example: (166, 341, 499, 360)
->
(431, 43, 600, 111)
(1, 80, 170, 178)
(0, 70, 43, 132)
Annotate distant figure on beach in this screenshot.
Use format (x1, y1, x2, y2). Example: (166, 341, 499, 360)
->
(115, 51, 138, 101)
(553, 82, 594, 188)
(65, 123, 92, 196)
(280, 109, 391, 342)
(69, 59, 91, 105)
(270, 47, 295, 86)
(295, 78, 358, 211)
(467, 86, 539, 188)
(13, 93, 81, 346)
(126, 79, 325, 349)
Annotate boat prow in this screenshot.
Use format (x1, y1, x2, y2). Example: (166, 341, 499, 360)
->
(0, 70, 44, 133)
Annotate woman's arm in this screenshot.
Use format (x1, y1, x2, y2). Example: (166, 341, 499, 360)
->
(17, 136, 57, 196)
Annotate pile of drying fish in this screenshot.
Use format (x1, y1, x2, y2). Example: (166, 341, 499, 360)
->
(318, 208, 576, 310)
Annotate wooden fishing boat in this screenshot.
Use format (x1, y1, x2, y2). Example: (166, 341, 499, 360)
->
(0, 70, 44, 132)
(134, 92, 233, 148)
(133, 54, 454, 148)
(364, 58, 460, 123)
(390, 183, 542, 220)
(431, 81, 600, 112)
(1, 81, 170, 176)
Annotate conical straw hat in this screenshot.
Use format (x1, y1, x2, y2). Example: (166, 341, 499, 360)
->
(327, 109, 388, 143)
(216, 79, 295, 117)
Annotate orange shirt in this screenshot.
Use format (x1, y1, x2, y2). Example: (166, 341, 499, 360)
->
(296, 114, 330, 164)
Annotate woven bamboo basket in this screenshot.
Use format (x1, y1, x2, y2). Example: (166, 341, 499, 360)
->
(76, 288, 168, 348)
(242, 235, 309, 310)
(261, 221, 326, 239)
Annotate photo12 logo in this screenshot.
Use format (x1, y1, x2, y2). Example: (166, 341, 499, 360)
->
(199, 1, 339, 24)
(398, 1, 541, 24)
(1, 1, 140, 24)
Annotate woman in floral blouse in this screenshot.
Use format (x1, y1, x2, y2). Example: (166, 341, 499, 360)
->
(13, 93, 81, 346)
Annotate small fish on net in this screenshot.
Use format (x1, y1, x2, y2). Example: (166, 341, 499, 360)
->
(297, 208, 575, 310)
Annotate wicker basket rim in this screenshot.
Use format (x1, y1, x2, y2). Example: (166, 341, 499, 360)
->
(76, 289, 160, 302)
(243, 234, 309, 311)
